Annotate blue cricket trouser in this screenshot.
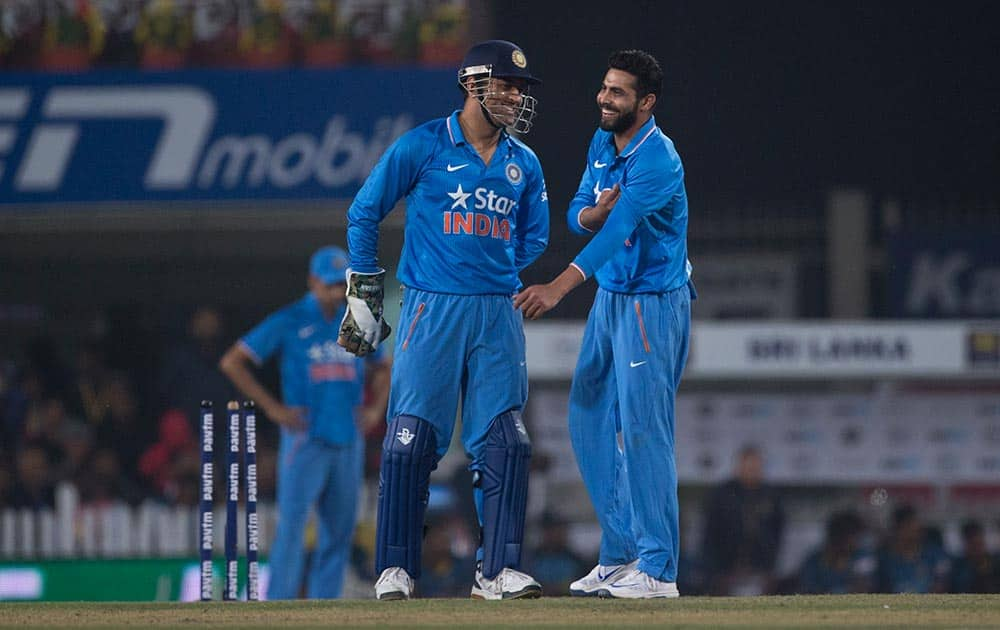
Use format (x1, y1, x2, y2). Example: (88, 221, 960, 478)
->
(267, 430, 363, 599)
(568, 284, 691, 583)
(388, 287, 528, 462)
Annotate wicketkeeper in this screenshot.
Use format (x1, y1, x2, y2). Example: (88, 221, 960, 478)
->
(338, 39, 550, 600)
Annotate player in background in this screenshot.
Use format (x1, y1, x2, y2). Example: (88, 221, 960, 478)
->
(219, 246, 390, 599)
(514, 49, 694, 599)
(338, 39, 550, 600)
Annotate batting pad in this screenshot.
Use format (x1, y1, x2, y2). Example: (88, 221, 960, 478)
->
(375, 415, 438, 578)
(479, 410, 532, 579)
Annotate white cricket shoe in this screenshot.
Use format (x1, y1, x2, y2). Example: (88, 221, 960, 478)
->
(470, 567, 542, 600)
(603, 567, 679, 599)
(375, 567, 413, 600)
(569, 559, 639, 596)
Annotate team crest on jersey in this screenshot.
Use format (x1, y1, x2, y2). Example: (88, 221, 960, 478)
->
(505, 163, 523, 185)
(512, 50, 527, 68)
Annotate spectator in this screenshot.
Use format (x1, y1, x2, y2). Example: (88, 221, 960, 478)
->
(875, 504, 950, 593)
(23, 337, 70, 402)
(22, 397, 74, 462)
(139, 408, 199, 500)
(0, 454, 14, 507)
(418, 489, 477, 598)
(80, 447, 145, 507)
(66, 341, 111, 428)
(56, 420, 96, 484)
(163, 448, 203, 508)
(949, 520, 1000, 593)
(158, 306, 237, 435)
(527, 513, 587, 595)
(0, 360, 29, 448)
(701, 445, 785, 595)
(93, 372, 151, 485)
(10, 445, 56, 510)
(797, 509, 875, 594)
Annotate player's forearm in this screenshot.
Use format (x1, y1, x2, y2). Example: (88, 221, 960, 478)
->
(577, 206, 610, 231)
(552, 264, 587, 297)
(572, 204, 640, 278)
(566, 200, 595, 234)
(219, 351, 282, 418)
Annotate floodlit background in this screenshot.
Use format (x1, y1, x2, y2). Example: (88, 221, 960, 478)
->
(1, 0, 998, 601)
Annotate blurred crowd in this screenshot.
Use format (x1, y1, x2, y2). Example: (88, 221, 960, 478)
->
(0, 0, 468, 71)
(680, 447, 1000, 596)
(381, 447, 1000, 597)
(2, 308, 999, 596)
(0, 306, 278, 512)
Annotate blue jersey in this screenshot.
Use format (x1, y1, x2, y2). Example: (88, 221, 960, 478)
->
(240, 293, 382, 445)
(567, 115, 691, 293)
(347, 111, 549, 294)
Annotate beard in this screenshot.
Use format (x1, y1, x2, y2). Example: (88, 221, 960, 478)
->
(599, 104, 638, 133)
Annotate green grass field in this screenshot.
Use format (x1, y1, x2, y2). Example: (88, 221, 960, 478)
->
(1, 594, 999, 629)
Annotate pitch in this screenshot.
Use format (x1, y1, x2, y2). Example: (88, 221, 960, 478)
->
(1, 594, 999, 628)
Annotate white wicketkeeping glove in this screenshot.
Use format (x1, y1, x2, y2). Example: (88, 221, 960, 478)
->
(337, 268, 391, 357)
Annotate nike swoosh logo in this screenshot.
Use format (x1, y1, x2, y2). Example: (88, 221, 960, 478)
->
(629, 360, 647, 368)
(597, 566, 625, 581)
(447, 163, 469, 172)
(593, 160, 607, 168)
(298, 325, 316, 339)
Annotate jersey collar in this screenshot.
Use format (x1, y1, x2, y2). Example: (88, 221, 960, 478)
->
(605, 114, 658, 160)
(447, 110, 512, 149)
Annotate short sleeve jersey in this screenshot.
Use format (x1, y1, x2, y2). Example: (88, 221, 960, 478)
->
(240, 293, 383, 445)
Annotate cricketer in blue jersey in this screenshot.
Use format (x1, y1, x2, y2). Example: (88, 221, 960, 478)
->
(339, 40, 549, 601)
(219, 246, 390, 599)
(515, 50, 694, 599)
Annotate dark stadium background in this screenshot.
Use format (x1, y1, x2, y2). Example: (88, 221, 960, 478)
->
(1, 0, 998, 602)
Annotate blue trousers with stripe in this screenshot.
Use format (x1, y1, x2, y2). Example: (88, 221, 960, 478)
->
(267, 430, 363, 599)
(568, 284, 691, 582)
(389, 288, 528, 462)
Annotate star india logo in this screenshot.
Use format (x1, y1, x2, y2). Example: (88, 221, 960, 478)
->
(447, 183, 472, 209)
(396, 427, 415, 445)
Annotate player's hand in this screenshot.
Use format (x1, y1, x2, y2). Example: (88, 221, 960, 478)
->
(581, 183, 621, 231)
(514, 282, 564, 320)
(338, 268, 392, 357)
(514, 266, 587, 320)
(266, 404, 307, 431)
